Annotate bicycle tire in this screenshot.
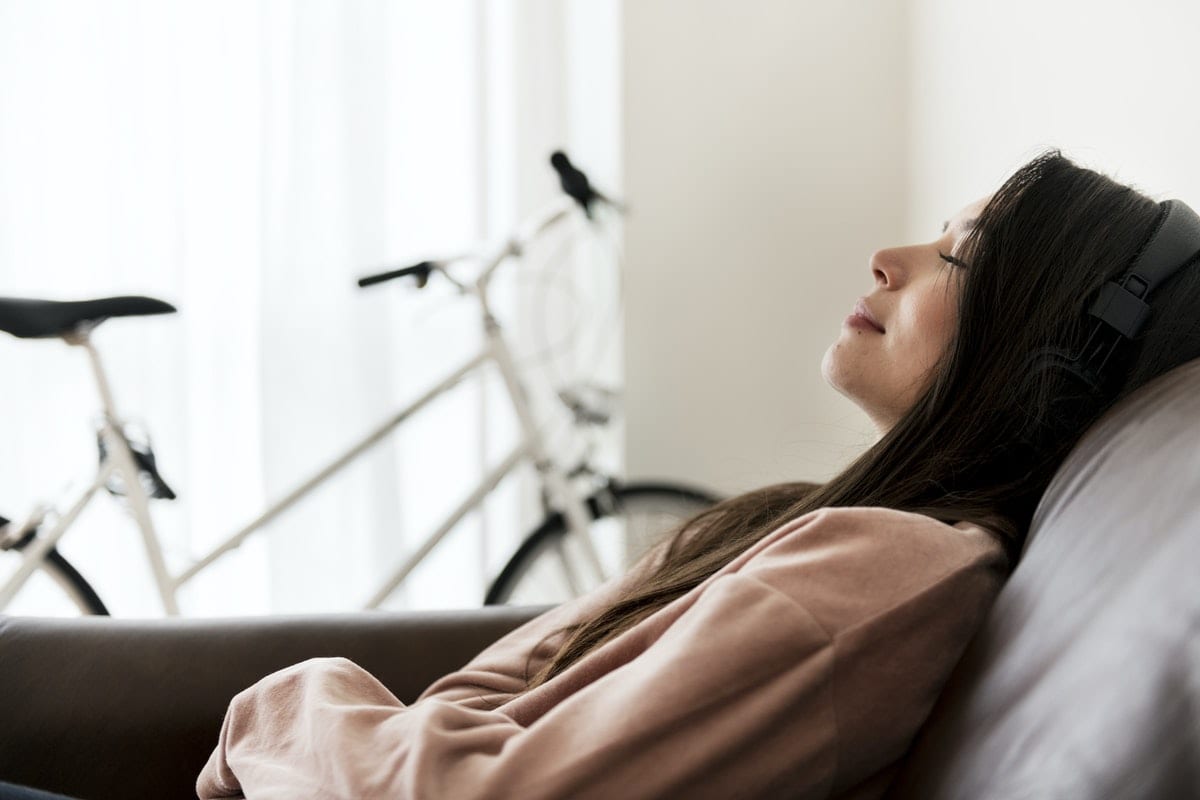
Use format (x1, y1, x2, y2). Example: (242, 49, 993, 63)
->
(484, 481, 721, 606)
(2, 534, 109, 616)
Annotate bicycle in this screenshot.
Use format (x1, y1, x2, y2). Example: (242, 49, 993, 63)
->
(0, 152, 722, 616)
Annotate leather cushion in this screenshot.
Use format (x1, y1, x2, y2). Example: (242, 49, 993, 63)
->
(888, 359, 1200, 798)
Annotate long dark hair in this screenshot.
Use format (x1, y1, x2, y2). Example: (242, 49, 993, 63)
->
(521, 150, 1200, 692)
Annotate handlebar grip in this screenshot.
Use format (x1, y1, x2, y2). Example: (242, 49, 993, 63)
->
(549, 150, 578, 178)
(550, 150, 599, 216)
(357, 261, 435, 289)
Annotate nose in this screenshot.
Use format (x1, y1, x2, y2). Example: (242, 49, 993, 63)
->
(869, 248, 896, 288)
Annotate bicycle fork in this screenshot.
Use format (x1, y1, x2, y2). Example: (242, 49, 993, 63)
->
(485, 312, 609, 589)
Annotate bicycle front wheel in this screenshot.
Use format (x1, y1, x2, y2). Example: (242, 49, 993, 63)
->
(484, 481, 721, 606)
(0, 533, 109, 616)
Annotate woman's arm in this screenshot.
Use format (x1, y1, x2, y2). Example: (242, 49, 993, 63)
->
(196, 508, 1006, 800)
(413, 531, 681, 709)
(410, 573, 627, 709)
(197, 573, 836, 800)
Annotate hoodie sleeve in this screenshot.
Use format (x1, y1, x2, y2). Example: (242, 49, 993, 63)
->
(413, 531, 681, 709)
(410, 573, 631, 709)
(196, 508, 1006, 800)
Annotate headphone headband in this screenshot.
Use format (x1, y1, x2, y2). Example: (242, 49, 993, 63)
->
(1034, 198, 1200, 394)
(1086, 199, 1200, 339)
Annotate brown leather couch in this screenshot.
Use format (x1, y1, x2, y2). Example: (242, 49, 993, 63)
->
(0, 605, 548, 799)
(3, 358, 1199, 800)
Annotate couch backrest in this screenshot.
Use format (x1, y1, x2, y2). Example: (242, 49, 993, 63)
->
(889, 358, 1200, 799)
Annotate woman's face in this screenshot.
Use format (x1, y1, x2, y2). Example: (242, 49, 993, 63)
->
(821, 196, 989, 434)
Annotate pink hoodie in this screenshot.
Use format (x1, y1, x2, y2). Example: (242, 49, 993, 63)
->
(197, 506, 1007, 799)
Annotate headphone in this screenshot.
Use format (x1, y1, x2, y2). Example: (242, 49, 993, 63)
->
(1028, 199, 1200, 393)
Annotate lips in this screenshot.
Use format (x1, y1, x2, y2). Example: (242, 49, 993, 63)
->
(854, 298, 885, 333)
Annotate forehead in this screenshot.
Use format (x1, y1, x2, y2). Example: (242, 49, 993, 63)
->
(942, 195, 991, 235)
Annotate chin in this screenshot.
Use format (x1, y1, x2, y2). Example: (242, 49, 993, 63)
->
(819, 345, 838, 388)
(823, 351, 886, 419)
(820, 346, 854, 399)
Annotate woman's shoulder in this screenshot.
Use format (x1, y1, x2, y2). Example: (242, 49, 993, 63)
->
(809, 505, 1002, 556)
(744, 505, 1004, 571)
(727, 506, 1008, 639)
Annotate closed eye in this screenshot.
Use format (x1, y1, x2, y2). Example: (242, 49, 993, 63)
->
(938, 251, 970, 269)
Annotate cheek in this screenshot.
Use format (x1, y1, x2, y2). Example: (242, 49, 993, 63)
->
(912, 292, 957, 360)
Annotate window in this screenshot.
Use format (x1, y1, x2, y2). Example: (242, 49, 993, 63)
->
(0, 0, 622, 615)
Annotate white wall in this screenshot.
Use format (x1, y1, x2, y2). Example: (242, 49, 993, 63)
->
(621, 1, 911, 494)
(908, 0, 1200, 242)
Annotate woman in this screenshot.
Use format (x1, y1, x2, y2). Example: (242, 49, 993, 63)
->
(196, 151, 1200, 800)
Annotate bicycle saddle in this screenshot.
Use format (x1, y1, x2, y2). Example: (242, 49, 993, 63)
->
(0, 295, 176, 339)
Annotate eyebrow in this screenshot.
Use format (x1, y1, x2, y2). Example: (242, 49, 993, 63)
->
(942, 217, 979, 234)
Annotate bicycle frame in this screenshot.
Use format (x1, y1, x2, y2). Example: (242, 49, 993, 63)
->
(0, 195, 611, 615)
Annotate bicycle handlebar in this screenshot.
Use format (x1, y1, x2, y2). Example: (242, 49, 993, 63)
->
(550, 150, 601, 218)
(357, 151, 620, 291)
(357, 260, 435, 289)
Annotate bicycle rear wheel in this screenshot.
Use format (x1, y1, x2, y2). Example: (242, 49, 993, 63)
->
(484, 481, 721, 606)
(0, 531, 109, 616)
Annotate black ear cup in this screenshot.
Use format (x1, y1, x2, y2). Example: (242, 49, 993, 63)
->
(1024, 346, 1105, 395)
(1018, 200, 1200, 439)
(1017, 346, 1107, 450)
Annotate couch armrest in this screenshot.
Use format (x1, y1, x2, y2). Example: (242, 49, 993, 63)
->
(0, 605, 550, 800)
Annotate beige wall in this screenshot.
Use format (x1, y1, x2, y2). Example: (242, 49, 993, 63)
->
(907, 0, 1200, 241)
(621, 0, 1200, 498)
(621, 1, 910, 494)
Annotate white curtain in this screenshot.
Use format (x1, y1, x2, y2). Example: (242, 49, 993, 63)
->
(0, 0, 623, 615)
